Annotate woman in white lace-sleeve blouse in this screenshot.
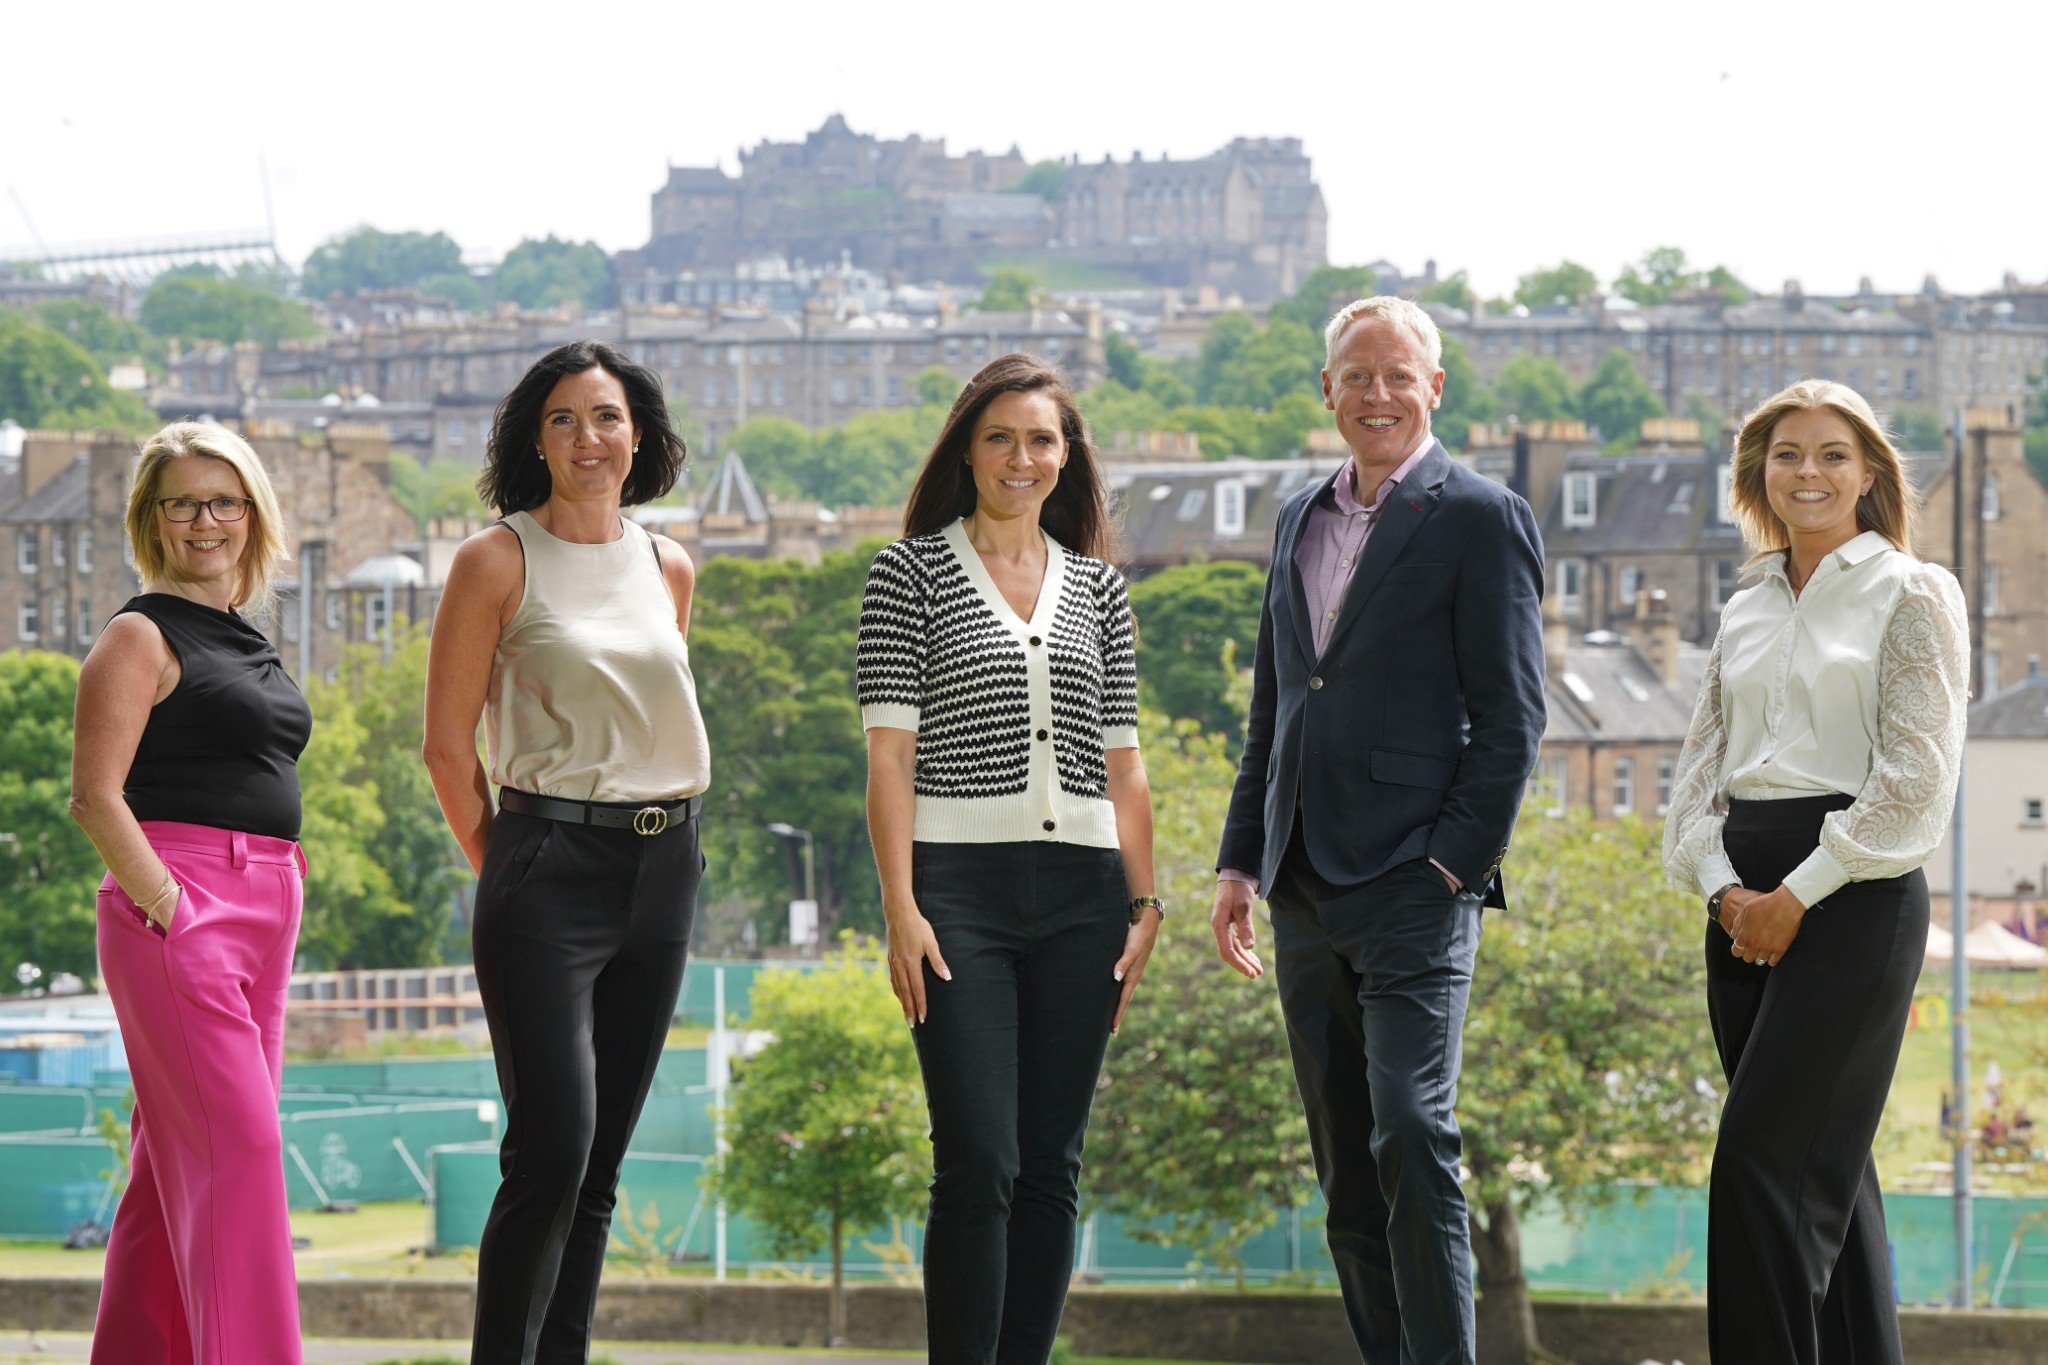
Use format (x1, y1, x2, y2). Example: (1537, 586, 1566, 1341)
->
(1662, 379, 1967, 1365)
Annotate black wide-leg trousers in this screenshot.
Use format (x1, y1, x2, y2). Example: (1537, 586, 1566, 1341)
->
(1708, 794, 1925, 1365)
(910, 840, 1128, 1365)
(1268, 827, 1483, 1365)
(469, 805, 701, 1365)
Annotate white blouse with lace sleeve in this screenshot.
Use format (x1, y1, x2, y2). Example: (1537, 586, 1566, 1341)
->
(1661, 531, 1970, 908)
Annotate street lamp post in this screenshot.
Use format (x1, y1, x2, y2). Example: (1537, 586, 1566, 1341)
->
(766, 822, 818, 950)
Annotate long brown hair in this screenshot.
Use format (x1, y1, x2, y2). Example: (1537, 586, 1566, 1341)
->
(1730, 378, 1918, 565)
(902, 353, 1116, 561)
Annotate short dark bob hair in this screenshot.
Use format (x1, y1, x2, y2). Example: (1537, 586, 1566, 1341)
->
(902, 352, 1115, 562)
(477, 340, 687, 515)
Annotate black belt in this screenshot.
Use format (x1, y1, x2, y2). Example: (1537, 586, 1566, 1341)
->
(499, 788, 701, 837)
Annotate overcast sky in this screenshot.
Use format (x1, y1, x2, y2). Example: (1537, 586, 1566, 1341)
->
(5, 0, 2041, 300)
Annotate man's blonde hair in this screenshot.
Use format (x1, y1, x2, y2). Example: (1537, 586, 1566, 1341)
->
(1730, 379, 1918, 561)
(1323, 296, 1443, 372)
(124, 423, 289, 614)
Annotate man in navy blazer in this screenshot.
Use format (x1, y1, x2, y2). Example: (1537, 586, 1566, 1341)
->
(1212, 296, 1545, 1364)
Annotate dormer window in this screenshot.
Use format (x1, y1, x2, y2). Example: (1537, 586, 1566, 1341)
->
(1213, 479, 1245, 537)
(1563, 472, 1596, 529)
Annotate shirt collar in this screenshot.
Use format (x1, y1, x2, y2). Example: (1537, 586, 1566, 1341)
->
(1329, 440, 1434, 516)
(1757, 529, 1896, 587)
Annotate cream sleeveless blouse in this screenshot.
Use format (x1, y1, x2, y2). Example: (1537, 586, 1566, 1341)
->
(485, 511, 711, 803)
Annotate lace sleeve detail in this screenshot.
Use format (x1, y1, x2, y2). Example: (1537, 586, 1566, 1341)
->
(1781, 566, 1970, 908)
(1663, 632, 1739, 899)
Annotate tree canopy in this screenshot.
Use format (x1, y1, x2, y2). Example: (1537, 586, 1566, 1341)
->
(302, 226, 466, 299)
(976, 267, 1038, 313)
(0, 310, 157, 431)
(1492, 354, 1579, 425)
(1127, 561, 1265, 748)
(0, 653, 106, 980)
(138, 275, 321, 346)
(1577, 347, 1665, 450)
(1512, 260, 1601, 310)
(494, 236, 611, 311)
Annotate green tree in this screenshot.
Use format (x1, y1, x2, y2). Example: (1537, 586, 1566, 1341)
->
(1434, 334, 1497, 452)
(1698, 264, 1751, 305)
(295, 631, 467, 967)
(1078, 380, 1171, 441)
(302, 226, 466, 299)
(1492, 354, 1578, 424)
(1889, 405, 1947, 453)
(977, 267, 1038, 313)
(1127, 562, 1266, 745)
(1265, 264, 1380, 333)
(710, 940, 925, 1343)
(914, 367, 960, 408)
(1103, 329, 1146, 389)
(688, 549, 876, 941)
(494, 236, 611, 312)
(32, 300, 164, 376)
(725, 415, 816, 500)
(415, 270, 486, 313)
(0, 653, 105, 980)
(1008, 159, 1068, 202)
(1420, 269, 1477, 314)
(1512, 260, 1600, 310)
(387, 452, 488, 529)
(0, 311, 156, 431)
(1195, 314, 1322, 411)
(1576, 347, 1665, 450)
(138, 275, 321, 346)
(1461, 809, 1719, 1362)
(1611, 245, 1695, 307)
(1087, 710, 1312, 1285)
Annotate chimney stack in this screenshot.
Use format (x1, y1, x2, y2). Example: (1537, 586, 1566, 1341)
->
(1627, 588, 1682, 687)
(1543, 596, 1569, 685)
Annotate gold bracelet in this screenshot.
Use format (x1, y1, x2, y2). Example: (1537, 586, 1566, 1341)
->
(136, 872, 177, 912)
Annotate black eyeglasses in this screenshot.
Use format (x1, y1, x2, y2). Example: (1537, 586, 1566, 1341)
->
(156, 496, 253, 523)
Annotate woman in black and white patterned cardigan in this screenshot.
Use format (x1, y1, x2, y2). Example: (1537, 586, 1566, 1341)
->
(858, 352, 1160, 1364)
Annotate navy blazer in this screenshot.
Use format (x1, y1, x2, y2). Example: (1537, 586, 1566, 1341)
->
(1216, 440, 1547, 907)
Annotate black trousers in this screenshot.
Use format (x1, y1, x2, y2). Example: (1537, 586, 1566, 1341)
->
(468, 805, 701, 1365)
(911, 840, 1128, 1365)
(1268, 827, 1483, 1365)
(1708, 794, 1925, 1365)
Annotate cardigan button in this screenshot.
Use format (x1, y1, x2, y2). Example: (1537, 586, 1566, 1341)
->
(1029, 635, 1043, 646)
(1043, 819, 1057, 832)
(1036, 729, 1049, 741)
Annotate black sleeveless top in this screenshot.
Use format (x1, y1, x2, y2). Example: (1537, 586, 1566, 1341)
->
(117, 594, 313, 841)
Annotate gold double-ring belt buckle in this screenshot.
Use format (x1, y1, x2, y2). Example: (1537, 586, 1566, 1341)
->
(631, 806, 670, 837)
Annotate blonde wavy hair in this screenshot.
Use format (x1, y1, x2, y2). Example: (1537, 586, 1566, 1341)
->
(1730, 379, 1917, 564)
(124, 423, 289, 615)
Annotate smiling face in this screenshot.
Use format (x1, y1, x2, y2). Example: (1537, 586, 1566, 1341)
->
(153, 455, 252, 599)
(966, 389, 1067, 523)
(537, 365, 637, 506)
(1322, 318, 1444, 472)
(1764, 405, 1875, 550)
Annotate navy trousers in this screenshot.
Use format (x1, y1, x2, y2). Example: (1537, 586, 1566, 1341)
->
(1269, 827, 1482, 1365)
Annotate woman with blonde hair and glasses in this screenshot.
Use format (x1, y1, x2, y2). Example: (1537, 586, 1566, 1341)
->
(69, 422, 311, 1364)
(1664, 379, 1968, 1362)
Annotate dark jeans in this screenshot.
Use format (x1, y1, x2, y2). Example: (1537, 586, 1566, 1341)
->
(469, 805, 701, 1365)
(1708, 794, 1924, 1365)
(911, 840, 1128, 1365)
(1269, 828, 1483, 1365)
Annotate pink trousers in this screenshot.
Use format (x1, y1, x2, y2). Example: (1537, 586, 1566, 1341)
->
(92, 820, 305, 1365)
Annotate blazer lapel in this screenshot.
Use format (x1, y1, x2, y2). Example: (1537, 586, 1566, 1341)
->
(1281, 467, 1342, 669)
(1321, 442, 1448, 658)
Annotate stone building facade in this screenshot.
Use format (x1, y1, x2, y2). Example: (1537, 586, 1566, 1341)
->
(155, 302, 1106, 452)
(1434, 280, 2048, 427)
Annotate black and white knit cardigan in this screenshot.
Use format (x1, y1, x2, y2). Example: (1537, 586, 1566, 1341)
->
(856, 518, 1139, 847)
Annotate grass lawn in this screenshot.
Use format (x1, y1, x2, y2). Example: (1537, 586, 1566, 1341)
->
(977, 257, 1155, 293)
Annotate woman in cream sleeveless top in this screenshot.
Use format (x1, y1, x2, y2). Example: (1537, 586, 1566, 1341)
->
(424, 340, 708, 1365)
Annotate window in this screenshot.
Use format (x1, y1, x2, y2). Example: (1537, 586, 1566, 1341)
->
(1983, 474, 2001, 522)
(2025, 798, 2044, 827)
(971, 339, 988, 362)
(1904, 367, 1919, 396)
(831, 345, 849, 365)
(1985, 650, 2002, 697)
(1904, 336, 1920, 356)
(770, 378, 786, 406)
(1618, 563, 1641, 610)
(1713, 559, 1737, 607)
(76, 529, 92, 573)
(282, 596, 300, 643)
(858, 377, 873, 403)
(17, 530, 36, 575)
(1984, 564, 2001, 616)
(325, 596, 341, 631)
(1176, 488, 1207, 521)
(1214, 480, 1245, 537)
(18, 602, 38, 642)
(52, 532, 65, 568)
(1785, 335, 1801, 356)
(1847, 336, 1863, 357)
(830, 379, 848, 404)
(887, 377, 902, 404)
(944, 340, 961, 362)
(76, 599, 92, 645)
(1822, 335, 1838, 355)
(701, 378, 718, 407)
(749, 379, 764, 406)
(1559, 558, 1584, 615)
(1562, 472, 1597, 528)
(914, 343, 931, 364)
(727, 345, 742, 365)
(1613, 755, 1636, 816)
(445, 418, 464, 447)
(1656, 754, 1676, 814)
(367, 594, 389, 642)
